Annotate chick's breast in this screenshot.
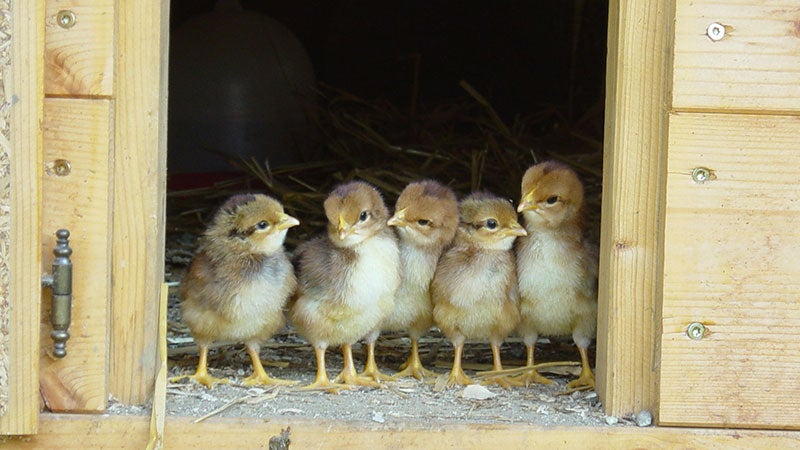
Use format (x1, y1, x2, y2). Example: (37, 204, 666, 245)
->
(290, 228, 400, 348)
(432, 247, 519, 341)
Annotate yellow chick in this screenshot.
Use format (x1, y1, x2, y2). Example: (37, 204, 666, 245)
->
(431, 192, 526, 387)
(289, 181, 400, 391)
(174, 194, 299, 388)
(384, 180, 459, 380)
(515, 160, 598, 390)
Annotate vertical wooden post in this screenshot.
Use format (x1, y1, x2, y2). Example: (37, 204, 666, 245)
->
(1, 0, 44, 435)
(109, 0, 169, 404)
(596, 0, 673, 417)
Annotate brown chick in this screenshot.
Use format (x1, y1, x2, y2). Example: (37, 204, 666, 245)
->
(515, 160, 598, 391)
(289, 181, 400, 391)
(384, 180, 459, 380)
(173, 194, 299, 388)
(431, 192, 526, 387)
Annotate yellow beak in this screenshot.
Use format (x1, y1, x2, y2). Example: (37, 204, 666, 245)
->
(506, 220, 528, 237)
(276, 213, 300, 230)
(387, 208, 407, 227)
(337, 214, 350, 240)
(517, 189, 538, 212)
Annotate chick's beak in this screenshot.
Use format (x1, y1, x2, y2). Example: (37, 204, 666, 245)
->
(506, 220, 528, 237)
(387, 208, 407, 227)
(337, 214, 351, 240)
(517, 189, 538, 213)
(276, 213, 300, 230)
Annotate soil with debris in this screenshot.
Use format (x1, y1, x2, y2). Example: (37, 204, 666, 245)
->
(138, 236, 635, 429)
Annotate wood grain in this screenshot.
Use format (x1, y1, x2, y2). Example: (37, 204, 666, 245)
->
(40, 98, 111, 413)
(672, 0, 800, 112)
(109, 0, 169, 404)
(44, 0, 114, 96)
(660, 112, 800, 428)
(0, 0, 44, 436)
(597, 0, 673, 418)
(3, 414, 798, 449)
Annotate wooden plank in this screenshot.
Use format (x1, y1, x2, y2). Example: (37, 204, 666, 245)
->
(40, 98, 112, 413)
(660, 113, 800, 428)
(0, 0, 44, 436)
(672, 0, 800, 113)
(44, 0, 114, 96)
(597, 0, 673, 418)
(2, 415, 799, 449)
(109, 0, 169, 404)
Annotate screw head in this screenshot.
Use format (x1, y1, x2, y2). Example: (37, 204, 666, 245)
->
(691, 167, 711, 183)
(706, 22, 725, 41)
(57, 10, 76, 29)
(53, 159, 71, 176)
(687, 322, 706, 340)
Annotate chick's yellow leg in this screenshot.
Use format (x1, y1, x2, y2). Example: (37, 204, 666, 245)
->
(446, 341, 473, 387)
(512, 342, 554, 386)
(565, 345, 595, 391)
(395, 338, 437, 380)
(360, 340, 397, 382)
(333, 343, 380, 387)
(242, 343, 297, 386)
(481, 341, 524, 388)
(302, 346, 351, 393)
(169, 344, 229, 388)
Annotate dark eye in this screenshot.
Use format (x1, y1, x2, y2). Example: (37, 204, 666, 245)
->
(417, 219, 430, 226)
(545, 196, 559, 205)
(359, 210, 369, 222)
(256, 221, 269, 230)
(486, 219, 498, 230)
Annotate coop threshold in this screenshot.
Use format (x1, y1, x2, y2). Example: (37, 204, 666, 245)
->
(5, 414, 799, 448)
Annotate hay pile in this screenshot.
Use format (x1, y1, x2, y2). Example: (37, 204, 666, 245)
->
(167, 81, 603, 248)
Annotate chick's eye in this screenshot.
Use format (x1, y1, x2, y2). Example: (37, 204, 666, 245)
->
(417, 219, 430, 226)
(545, 195, 559, 205)
(359, 210, 369, 222)
(256, 221, 269, 230)
(485, 219, 498, 230)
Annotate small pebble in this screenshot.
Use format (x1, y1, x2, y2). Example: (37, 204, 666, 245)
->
(635, 410, 653, 427)
(604, 415, 619, 425)
(371, 411, 386, 423)
(462, 384, 497, 400)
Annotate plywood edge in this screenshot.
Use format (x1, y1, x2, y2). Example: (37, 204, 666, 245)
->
(0, 0, 44, 436)
(2, 414, 798, 449)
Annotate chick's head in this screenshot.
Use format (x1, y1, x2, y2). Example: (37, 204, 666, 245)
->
(388, 180, 459, 249)
(324, 181, 389, 247)
(517, 161, 584, 229)
(207, 193, 299, 255)
(458, 192, 526, 250)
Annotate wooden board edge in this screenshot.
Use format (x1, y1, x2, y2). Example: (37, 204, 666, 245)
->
(1, 414, 798, 449)
(0, 0, 44, 436)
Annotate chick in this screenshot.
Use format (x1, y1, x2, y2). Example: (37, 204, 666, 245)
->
(289, 181, 400, 391)
(384, 180, 459, 380)
(173, 194, 299, 388)
(431, 192, 526, 387)
(515, 160, 598, 390)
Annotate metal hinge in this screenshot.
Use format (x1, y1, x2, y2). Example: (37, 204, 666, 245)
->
(41, 229, 73, 358)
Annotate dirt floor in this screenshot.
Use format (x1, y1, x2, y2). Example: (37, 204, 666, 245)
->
(146, 238, 640, 429)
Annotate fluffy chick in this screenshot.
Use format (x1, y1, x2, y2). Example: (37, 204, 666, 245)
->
(515, 160, 598, 390)
(384, 180, 459, 380)
(174, 194, 299, 388)
(289, 181, 400, 391)
(431, 192, 526, 387)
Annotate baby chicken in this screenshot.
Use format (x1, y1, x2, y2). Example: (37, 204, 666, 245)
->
(384, 180, 459, 380)
(174, 194, 299, 388)
(431, 192, 526, 387)
(289, 181, 400, 391)
(515, 160, 598, 390)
